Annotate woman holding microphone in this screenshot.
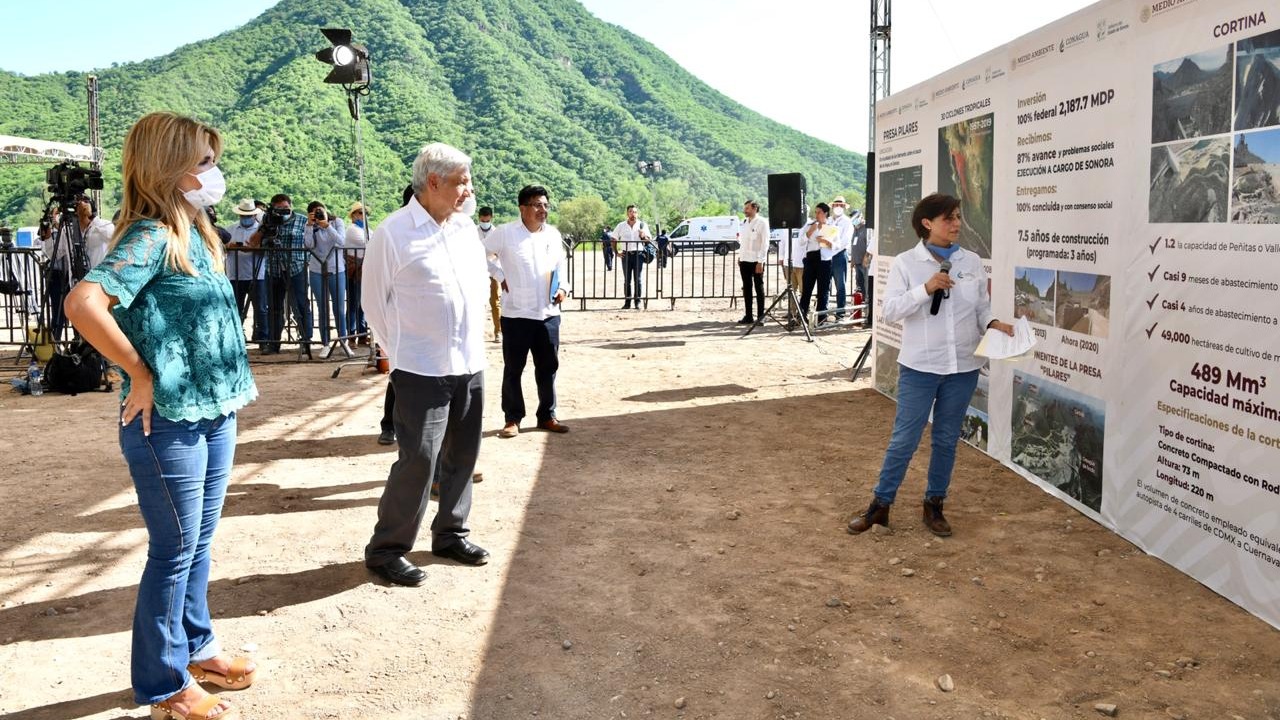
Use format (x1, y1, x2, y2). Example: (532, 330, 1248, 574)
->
(846, 193, 1013, 537)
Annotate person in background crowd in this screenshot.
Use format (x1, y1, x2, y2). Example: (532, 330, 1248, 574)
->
(477, 206, 501, 343)
(736, 199, 768, 325)
(612, 204, 650, 309)
(304, 200, 349, 359)
(485, 185, 571, 439)
(828, 196, 854, 322)
(851, 212, 869, 298)
(363, 143, 491, 586)
(64, 110, 258, 720)
(252, 193, 311, 355)
(78, 195, 117, 269)
(600, 225, 614, 271)
(226, 198, 269, 352)
(205, 207, 230, 243)
(345, 202, 369, 345)
(778, 225, 807, 329)
(846, 193, 1013, 538)
(799, 202, 832, 326)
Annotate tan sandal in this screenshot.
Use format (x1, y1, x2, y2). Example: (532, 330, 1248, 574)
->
(151, 693, 238, 720)
(187, 656, 257, 690)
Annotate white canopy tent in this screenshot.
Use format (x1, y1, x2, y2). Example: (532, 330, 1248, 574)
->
(0, 135, 101, 165)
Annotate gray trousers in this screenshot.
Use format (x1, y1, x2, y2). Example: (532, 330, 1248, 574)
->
(365, 369, 484, 567)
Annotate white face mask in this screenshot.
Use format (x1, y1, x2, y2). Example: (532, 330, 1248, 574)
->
(832, 205, 846, 217)
(479, 221, 493, 231)
(460, 195, 477, 217)
(183, 166, 226, 209)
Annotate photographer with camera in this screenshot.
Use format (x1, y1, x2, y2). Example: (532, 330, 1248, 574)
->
(304, 200, 350, 358)
(250, 193, 312, 355)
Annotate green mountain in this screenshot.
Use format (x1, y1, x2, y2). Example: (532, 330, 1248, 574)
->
(0, 0, 864, 231)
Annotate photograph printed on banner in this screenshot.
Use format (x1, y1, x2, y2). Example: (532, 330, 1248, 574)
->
(874, 341, 901, 397)
(1149, 137, 1231, 223)
(1234, 27, 1280, 132)
(962, 408, 989, 452)
(1053, 271, 1111, 337)
(1231, 127, 1280, 223)
(876, 165, 923, 257)
(1152, 45, 1233, 144)
(1013, 266, 1056, 325)
(937, 113, 995, 258)
(1010, 371, 1106, 513)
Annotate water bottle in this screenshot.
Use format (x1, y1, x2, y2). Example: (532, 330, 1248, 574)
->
(28, 359, 43, 396)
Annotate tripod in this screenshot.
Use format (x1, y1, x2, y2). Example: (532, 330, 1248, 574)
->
(744, 223, 811, 341)
(39, 199, 90, 350)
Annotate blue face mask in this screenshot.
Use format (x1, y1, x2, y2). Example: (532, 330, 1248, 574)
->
(929, 243, 960, 260)
(353, 219, 365, 228)
(239, 217, 256, 228)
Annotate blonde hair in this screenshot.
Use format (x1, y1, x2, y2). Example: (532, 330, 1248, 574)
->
(111, 112, 225, 275)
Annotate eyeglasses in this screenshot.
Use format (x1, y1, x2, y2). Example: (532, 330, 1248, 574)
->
(522, 202, 551, 210)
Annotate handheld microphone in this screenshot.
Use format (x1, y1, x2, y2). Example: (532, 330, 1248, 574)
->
(930, 260, 952, 315)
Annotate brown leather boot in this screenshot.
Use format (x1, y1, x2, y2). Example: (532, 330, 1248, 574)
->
(922, 497, 952, 537)
(846, 498, 891, 534)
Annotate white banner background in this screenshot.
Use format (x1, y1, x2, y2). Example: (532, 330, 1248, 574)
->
(872, 0, 1280, 628)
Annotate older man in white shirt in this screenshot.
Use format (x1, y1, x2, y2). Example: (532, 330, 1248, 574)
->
(484, 185, 572, 439)
(736, 200, 769, 325)
(362, 142, 491, 585)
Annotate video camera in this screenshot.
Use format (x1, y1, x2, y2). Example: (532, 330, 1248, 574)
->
(259, 206, 293, 244)
(46, 162, 103, 211)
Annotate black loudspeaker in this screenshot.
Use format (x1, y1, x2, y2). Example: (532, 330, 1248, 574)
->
(767, 173, 806, 230)
(865, 151, 876, 229)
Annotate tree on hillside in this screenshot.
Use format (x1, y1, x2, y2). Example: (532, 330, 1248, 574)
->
(654, 178, 697, 229)
(694, 199, 731, 217)
(612, 177, 652, 225)
(557, 195, 609, 244)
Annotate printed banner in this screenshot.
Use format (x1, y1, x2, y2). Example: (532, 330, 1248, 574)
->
(871, 0, 1280, 628)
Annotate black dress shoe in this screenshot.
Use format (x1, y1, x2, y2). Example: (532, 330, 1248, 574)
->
(377, 429, 396, 445)
(367, 556, 426, 586)
(431, 539, 490, 566)
(736, 316, 754, 324)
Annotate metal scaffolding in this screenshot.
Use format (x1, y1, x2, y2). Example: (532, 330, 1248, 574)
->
(869, 0, 891, 151)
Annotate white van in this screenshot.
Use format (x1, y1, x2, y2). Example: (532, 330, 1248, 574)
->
(666, 216, 741, 256)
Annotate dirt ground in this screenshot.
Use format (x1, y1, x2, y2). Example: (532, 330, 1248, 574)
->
(2, 303, 1278, 720)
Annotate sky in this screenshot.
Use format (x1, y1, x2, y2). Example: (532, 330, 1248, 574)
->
(0, 0, 1098, 153)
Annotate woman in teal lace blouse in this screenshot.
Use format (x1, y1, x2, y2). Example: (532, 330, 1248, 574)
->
(65, 112, 257, 720)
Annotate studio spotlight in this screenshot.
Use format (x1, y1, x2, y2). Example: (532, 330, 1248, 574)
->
(315, 28, 370, 85)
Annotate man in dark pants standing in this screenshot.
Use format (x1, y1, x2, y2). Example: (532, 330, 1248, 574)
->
(736, 199, 768, 324)
(485, 185, 572, 439)
(361, 143, 491, 585)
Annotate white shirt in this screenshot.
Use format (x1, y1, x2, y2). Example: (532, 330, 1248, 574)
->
(611, 219, 650, 251)
(304, 218, 346, 274)
(881, 242, 996, 375)
(830, 213, 853, 256)
(361, 197, 488, 377)
(226, 220, 266, 280)
(345, 221, 368, 254)
(83, 216, 116, 269)
(483, 220, 571, 321)
(777, 228, 806, 268)
(738, 215, 769, 263)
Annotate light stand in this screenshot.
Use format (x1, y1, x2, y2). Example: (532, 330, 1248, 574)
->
(744, 224, 811, 341)
(317, 27, 373, 367)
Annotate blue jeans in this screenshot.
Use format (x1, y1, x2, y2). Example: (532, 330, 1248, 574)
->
(309, 270, 348, 345)
(830, 250, 848, 318)
(119, 412, 238, 705)
(268, 269, 312, 349)
(346, 272, 366, 339)
(874, 365, 979, 504)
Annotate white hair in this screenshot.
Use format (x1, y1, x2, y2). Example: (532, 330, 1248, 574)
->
(411, 142, 471, 191)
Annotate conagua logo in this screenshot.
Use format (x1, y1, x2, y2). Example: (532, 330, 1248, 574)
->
(1097, 19, 1107, 39)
